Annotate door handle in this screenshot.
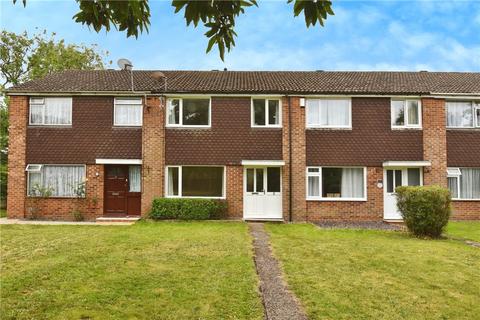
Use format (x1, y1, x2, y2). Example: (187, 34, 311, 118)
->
(111, 192, 120, 196)
(252, 192, 259, 195)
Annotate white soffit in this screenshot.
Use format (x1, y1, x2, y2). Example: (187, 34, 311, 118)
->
(241, 160, 285, 166)
(382, 161, 431, 167)
(96, 159, 142, 165)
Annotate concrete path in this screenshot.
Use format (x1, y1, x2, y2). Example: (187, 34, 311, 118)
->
(0, 218, 134, 226)
(249, 223, 307, 320)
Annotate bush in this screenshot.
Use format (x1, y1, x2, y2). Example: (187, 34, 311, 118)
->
(396, 185, 451, 238)
(150, 198, 227, 220)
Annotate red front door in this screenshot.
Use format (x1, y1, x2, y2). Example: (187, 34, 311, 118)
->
(105, 165, 128, 215)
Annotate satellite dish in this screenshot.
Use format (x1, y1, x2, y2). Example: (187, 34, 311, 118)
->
(117, 58, 133, 71)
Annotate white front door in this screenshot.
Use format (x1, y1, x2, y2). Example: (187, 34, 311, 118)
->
(243, 167, 282, 220)
(383, 167, 423, 220)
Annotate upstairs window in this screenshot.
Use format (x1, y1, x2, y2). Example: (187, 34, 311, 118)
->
(446, 101, 479, 128)
(114, 98, 143, 126)
(306, 99, 351, 128)
(29, 97, 72, 125)
(447, 168, 480, 200)
(252, 99, 281, 127)
(26, 164, 85, 197)
(391, 100, 421, 128)
(167, 98, 210, 127)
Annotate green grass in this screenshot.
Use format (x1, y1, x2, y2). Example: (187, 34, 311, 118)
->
(0, 221, 263, 320)
(266, 223, 480, 320)
(0, 209, 6, 218)
(446, 221, 480, 242)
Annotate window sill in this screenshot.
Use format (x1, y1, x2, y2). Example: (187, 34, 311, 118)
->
(306, 127, 352, 131)
(446, 127, 480, 131)
(306, 198, 367, 202)
(165, 195, 225, 200)
(166, 126, 211, 129)
(452, 198, 480, 202)
(391, 126, 422, 130)
(112, 126, 142, 129)
(27, 196, 86, 199)
(28, 125, 72, 128)
(251, 125, 282, 129)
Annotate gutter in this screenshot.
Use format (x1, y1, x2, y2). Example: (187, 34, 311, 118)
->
(287, 95, 293, 223)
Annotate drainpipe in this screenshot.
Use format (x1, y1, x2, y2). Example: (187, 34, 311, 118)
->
(288, 95, 293, 222)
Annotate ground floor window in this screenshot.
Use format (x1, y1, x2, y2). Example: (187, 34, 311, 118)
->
(166, 166, 225, 198)
(447, 168, 480, 200)
(26, 164, 86, 197)
(307, 167, 366, 200)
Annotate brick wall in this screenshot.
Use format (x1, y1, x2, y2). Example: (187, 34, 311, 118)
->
(447, 130, 480, 166)
(226, 166, 243, 218)
(23, 165, 104, 220)
(451, 202, 480, 220)
(7, 96, 28, 218)
(422, 98, 447, 187)
(141, 97, 165, 215)
(306, 167, 384, 221)
(283, 97, 307, 221)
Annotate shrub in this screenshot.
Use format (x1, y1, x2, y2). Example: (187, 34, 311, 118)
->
(150, 198, 227, 220)
(396, 185, 451, 238)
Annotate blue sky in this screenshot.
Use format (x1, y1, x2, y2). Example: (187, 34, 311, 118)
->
(1, 0, 480, 71)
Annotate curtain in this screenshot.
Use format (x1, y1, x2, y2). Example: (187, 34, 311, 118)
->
(268, 100, 279, 125)
(167, 167, 179, 196)
(43, 166, 85, 197)
(308, 176, 320, 197)
(30, 104, 43, 124)
(447, 102, 473, 127)
(407, 100, 419, 125)
(168, 99, 180, 124)
(129, 166, 141, 192)
(341, 168, 364, 198)
(307, 100, 321, 125)
(115, 104, 142, 125)
(448, 177, 459, 198)
(459, 168, 480, 199)
(44, 98, 72, 125)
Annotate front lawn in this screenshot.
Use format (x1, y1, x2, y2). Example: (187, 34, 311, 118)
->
(446, 221, 480, 242)
(0, 222, 263, 320)
(266, 224, 480, 320)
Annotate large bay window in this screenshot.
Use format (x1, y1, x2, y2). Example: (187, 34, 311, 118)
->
(26, 164, 86, 197)
(29, 97, 72, 125)
(114, 98, 143, 126)
(166, 166, 224, 198)
(167, 98, 211, 127)
(307, 167, 366, 200)
(446, 101, 480, 128)
(252, 99, 281, 127)
(447, 168, 480, 200)
(306, 99, 351, 128)
(391, 100, 421, 128)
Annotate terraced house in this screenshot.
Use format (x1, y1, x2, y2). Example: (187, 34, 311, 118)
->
(5, 70, 480, 222)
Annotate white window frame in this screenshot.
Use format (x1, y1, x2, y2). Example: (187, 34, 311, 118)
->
(113, 97, 143, 127)
(447, 167, 480, 201)
(166, 97, 212, 128)
(251, 98, 282, 128)
(26, 164, 86, 198)
(29, 97, 72, 126)
(165, 165, 226, 199)
(305, 98, 352, 129)
(391, 99, 422, 129)
(446, 101, 480, 129)
(306, 166, 367, 201)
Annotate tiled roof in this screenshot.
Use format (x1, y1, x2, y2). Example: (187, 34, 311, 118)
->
(7, 70, 480, 95)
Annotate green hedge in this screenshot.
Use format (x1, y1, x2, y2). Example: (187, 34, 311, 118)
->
(396, 185, 451, 238)
(150, 198, 228, 220)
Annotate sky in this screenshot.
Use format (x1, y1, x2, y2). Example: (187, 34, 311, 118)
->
(1, 0, 480, 71)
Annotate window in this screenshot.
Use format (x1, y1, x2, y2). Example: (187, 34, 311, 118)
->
(26, 165, 85, 197)
(166, 166, 224, 198)
(447, 168, 480, 200)
(446, 101, 480, 128)
(391, 100, 421, 128)
(167, 98, 211, 127)
(252, 99, 281, 127)
(306, 99, 351, 128)
(307, 167, 366, 200)
(29, 97, 72, 125)
(114, 98, 143, 126)
(129, 165, 141, 192)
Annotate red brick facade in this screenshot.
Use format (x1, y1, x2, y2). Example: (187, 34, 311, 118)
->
(6, 94, 480, 221)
